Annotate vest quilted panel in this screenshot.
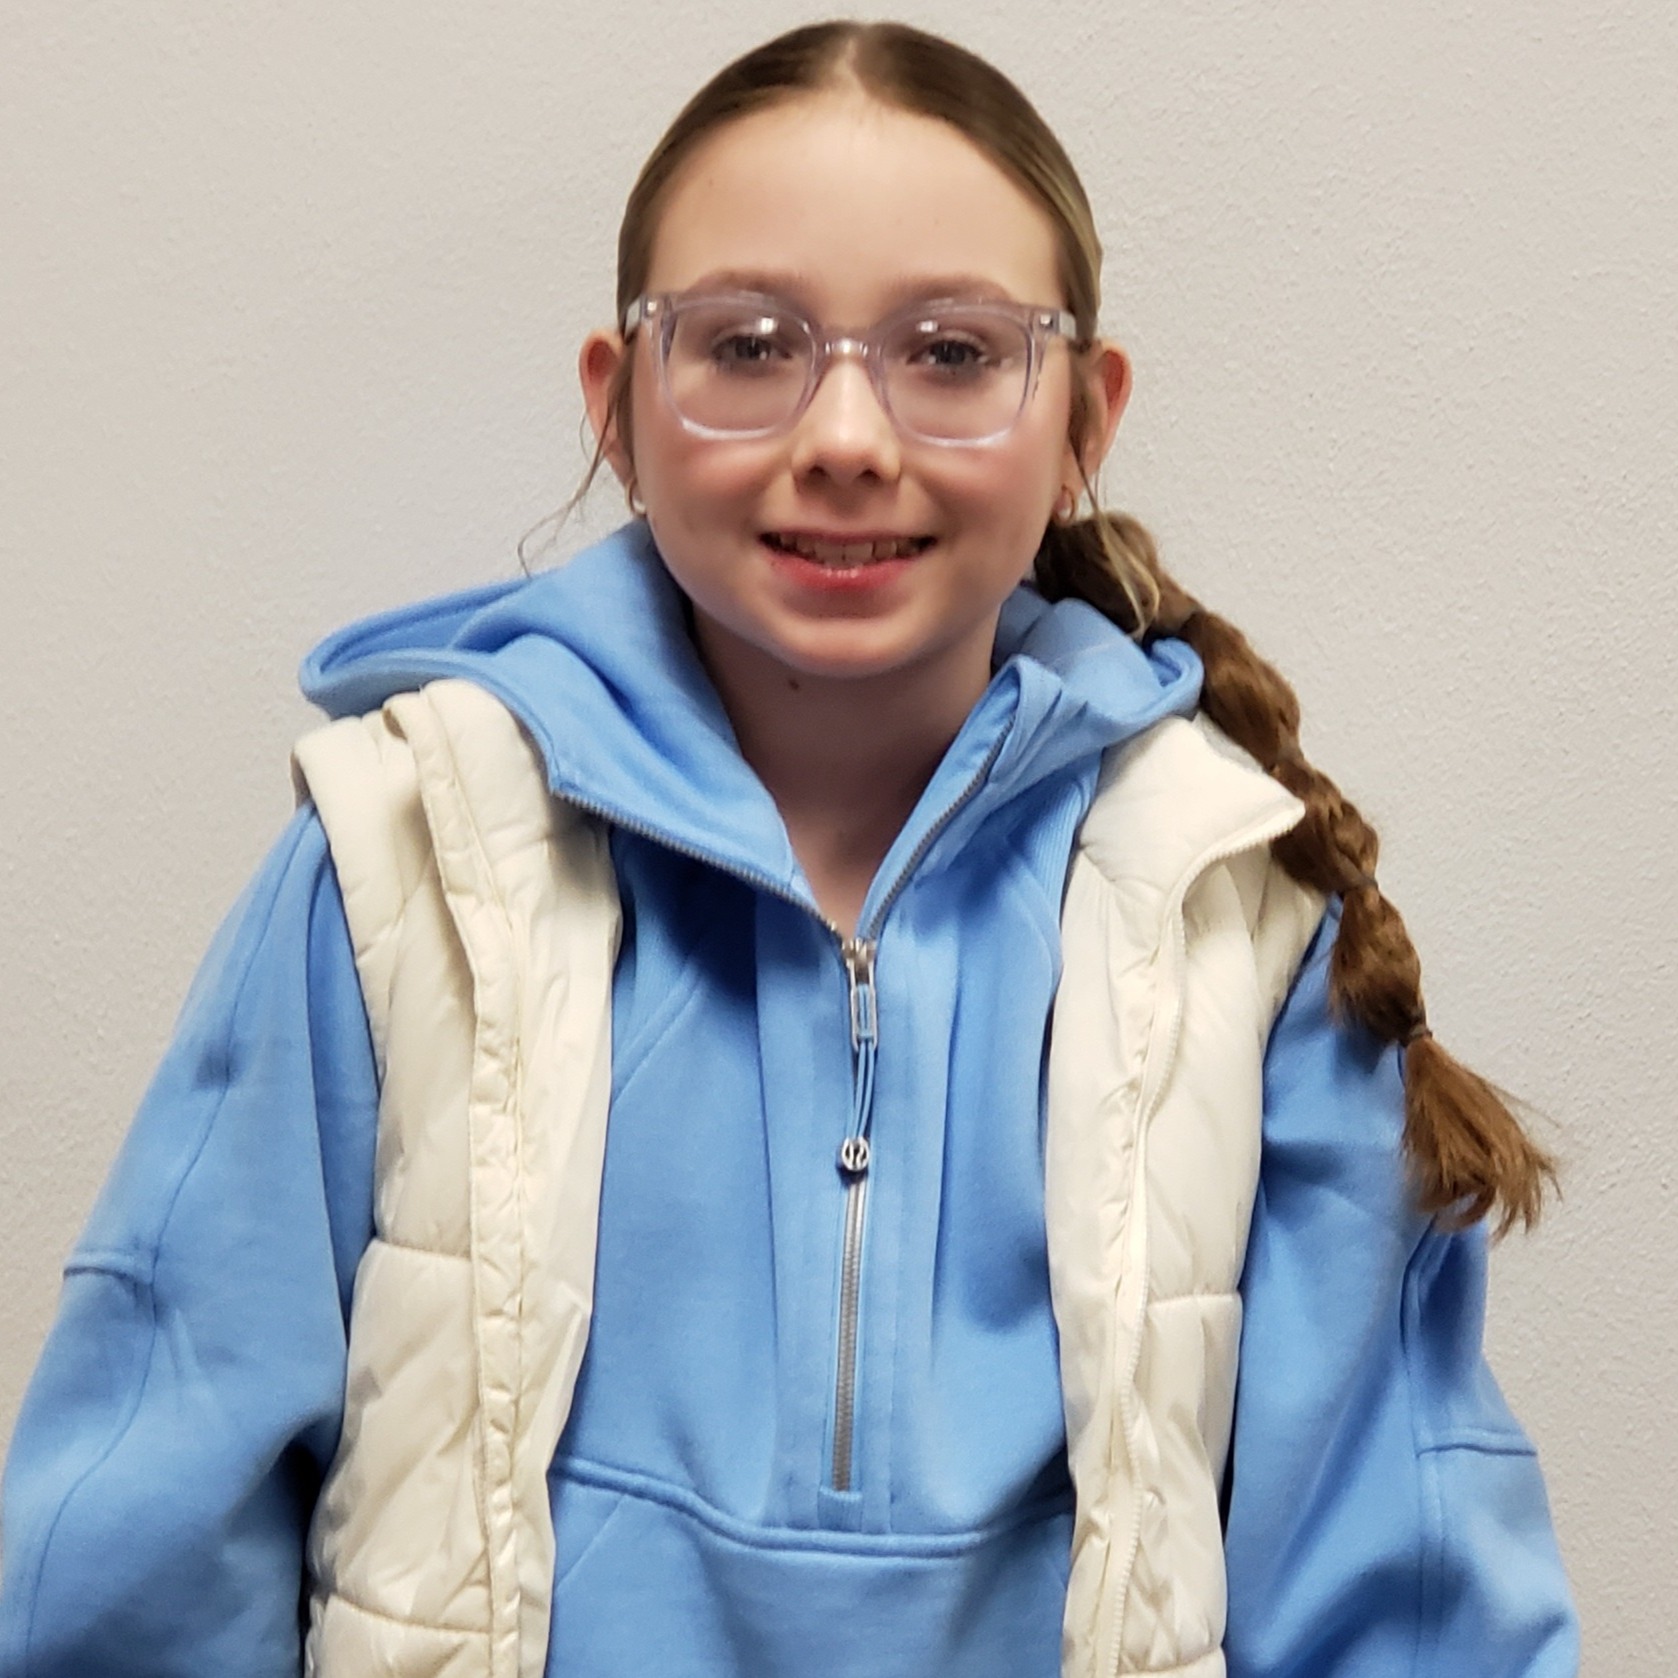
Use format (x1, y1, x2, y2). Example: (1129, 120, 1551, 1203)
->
(309, 1242, 488, 1627)
(1049, 717, 1320, 1678)
(295, 681, 621, 1678)
(305, 1592, 484, 1678)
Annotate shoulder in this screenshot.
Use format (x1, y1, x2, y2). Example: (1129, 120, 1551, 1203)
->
(1081, 715, 1300, 866)
(1077, 714, 1325, 1007)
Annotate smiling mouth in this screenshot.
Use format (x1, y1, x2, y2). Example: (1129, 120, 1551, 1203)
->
(763, 532, 935, 568)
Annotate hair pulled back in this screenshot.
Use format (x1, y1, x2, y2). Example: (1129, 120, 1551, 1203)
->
(599, 19, 1554, 1234)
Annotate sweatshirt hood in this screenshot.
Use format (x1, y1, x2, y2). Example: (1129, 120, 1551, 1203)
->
(301, 523, 1202, 902)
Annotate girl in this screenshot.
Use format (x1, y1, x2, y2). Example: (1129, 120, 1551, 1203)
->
(0, 20, 1577, 1678)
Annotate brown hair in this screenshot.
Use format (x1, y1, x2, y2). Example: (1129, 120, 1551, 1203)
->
(589, 19, 1555, 1235)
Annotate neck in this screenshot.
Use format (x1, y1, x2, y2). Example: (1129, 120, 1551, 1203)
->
(697, 628, 992, 935)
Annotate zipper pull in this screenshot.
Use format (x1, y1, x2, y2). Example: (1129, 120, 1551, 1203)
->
(837, 1134, 871, 1177)
(838, 937, 878, 1180)
(841, 937, 878, 1049)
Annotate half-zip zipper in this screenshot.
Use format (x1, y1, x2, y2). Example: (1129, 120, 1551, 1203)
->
(826, 723, 1014, 1494)
(830, 935, 878, 1492)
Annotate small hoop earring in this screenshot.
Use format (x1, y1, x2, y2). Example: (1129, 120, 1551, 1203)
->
(626, 481, 647, 519)
(1053, 488, 1077, 524)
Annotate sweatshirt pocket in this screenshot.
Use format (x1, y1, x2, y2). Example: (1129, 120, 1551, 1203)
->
(549, 1472, 631, 1591)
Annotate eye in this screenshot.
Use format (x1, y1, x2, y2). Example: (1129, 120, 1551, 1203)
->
(916, 334, 991, 373)
(680, 307, 804, 377)
(708, 327, 788, 369)
(894, 314, 1018, 382)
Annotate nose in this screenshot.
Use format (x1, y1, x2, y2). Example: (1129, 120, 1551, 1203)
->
(787, 350, 902, 487)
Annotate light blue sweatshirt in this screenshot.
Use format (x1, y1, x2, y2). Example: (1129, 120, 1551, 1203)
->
(0, 526, 1578, 1675)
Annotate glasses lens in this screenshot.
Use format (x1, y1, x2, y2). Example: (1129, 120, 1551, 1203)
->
(663, 298, 812, 434)
(881, 308, 1032, 442)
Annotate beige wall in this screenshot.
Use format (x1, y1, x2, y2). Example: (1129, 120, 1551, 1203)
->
(3, 1, 1674, 1665)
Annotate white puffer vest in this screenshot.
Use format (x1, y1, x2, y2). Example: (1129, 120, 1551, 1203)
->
(292, 677, 1322, 1678)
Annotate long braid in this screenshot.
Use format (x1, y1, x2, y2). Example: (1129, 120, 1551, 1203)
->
(1036, 511, 1556, 1236)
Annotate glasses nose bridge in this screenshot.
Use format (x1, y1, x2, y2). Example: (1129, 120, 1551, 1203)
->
(805, 327, 893, 425)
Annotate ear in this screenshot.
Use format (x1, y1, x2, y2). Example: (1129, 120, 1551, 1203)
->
(579, 328, 635, 486)
(1065, 338, 1132, 488)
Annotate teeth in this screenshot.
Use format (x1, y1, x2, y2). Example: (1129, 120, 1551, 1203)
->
(778, 535, 925, 566)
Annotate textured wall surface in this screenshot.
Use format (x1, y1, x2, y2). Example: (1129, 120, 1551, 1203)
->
(2, 0, 1673, 1666)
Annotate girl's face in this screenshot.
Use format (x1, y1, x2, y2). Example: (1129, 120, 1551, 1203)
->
(582, 91, 1129, 713)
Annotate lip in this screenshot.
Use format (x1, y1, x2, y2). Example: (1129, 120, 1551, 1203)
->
(758, 533, 927, 593)
(765, 528, 935, 545)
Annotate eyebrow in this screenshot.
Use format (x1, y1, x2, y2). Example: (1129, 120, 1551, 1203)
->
(676, 267, 1025, 312)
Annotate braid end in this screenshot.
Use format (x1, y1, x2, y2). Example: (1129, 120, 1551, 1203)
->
(1402, 1036, 1559, 1239)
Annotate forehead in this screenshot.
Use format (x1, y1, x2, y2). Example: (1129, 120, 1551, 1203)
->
(644, 90, 1063, 315)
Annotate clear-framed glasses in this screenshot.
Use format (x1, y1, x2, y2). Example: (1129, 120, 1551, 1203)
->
(622, 290, 1082, 447)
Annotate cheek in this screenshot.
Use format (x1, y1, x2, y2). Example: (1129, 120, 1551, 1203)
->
(980, 376, 1075, 505)
(949, 426, 1066, 527)
(629, 378, 776, 515)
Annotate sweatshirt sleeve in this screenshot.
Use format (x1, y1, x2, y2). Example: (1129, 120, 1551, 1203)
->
(0, 808, 379, 1678)
(1224, 905, 1579, 1678)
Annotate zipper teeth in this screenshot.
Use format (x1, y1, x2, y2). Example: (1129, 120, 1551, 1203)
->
(830, 1175, 869, 1491)
(1101, 802, 1305, 1678)
(857, 725, 1012, 943)
(830, 938, 876, 1492)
